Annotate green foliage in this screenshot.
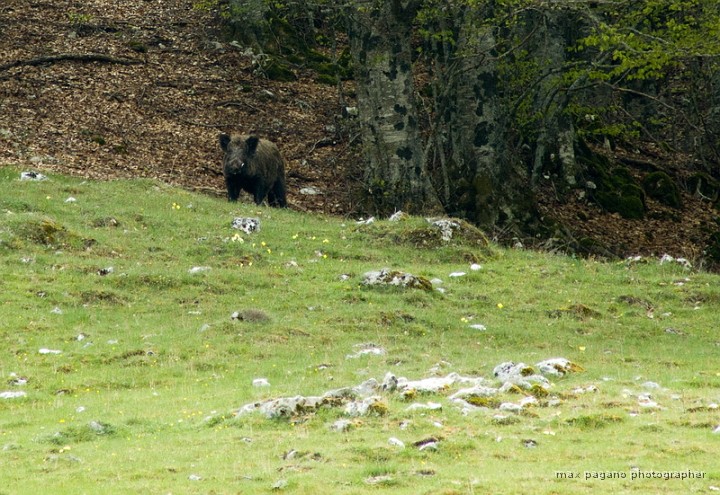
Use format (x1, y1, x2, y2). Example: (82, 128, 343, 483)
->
(67, 12, 93, 26)
(577, 0, 720, 82)
(192, 0, 221, 12)
(567, 102, 639, 141)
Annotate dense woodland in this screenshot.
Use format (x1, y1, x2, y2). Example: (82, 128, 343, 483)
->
(2, 0, 720, 266)
(224, 0, 720, 250)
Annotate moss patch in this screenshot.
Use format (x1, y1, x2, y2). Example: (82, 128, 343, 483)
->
(6, 215, 89, 250)
(642, 171, 681, 208)
(687, 172, 720, 204)
(262, 57, 297, 82)
(578, 141, 646, 219)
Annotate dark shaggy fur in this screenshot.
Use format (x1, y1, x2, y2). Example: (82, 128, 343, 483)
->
(219, 133, 287, 207)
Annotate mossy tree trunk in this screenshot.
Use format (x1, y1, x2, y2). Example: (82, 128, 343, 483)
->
(523, 8, 583, 188)
(429, 4, 536, 229)
(347, 0, 441, 216)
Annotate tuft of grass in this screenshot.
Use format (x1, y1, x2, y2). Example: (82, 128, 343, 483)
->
(565, 413, 626, 430)
(1, 166, 719, 494)
(45, 421, 121, 445)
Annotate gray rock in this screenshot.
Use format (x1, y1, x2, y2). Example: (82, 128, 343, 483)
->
(362, 268, 432, 290)
(231, 217, 261, 234)
(20, 171, 47, 181)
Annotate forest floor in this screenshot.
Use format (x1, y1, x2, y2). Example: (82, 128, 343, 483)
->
(1, 0, 718, 266)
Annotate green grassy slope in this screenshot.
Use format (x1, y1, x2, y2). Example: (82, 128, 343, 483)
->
(1, 167, 718, 494)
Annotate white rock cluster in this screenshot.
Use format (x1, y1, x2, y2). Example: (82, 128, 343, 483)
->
(231, 217, 261, 234)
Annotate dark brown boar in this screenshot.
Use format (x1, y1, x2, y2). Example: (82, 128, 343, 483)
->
(219, 133, 287, 207)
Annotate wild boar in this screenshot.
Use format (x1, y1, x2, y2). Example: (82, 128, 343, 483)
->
(219, 133, 287, 207)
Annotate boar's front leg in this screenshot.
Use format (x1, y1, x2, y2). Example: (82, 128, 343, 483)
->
(226, 177, 241, 202)
(253, 183, 269, 205)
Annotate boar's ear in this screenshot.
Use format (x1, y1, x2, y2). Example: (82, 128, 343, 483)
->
(245, 136, 260, 156)
(219, 133, 231, 151)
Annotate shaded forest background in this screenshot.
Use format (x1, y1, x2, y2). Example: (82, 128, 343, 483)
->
(2, 0, 720, 268)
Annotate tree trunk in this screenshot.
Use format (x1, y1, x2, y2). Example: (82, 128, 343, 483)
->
(437, 6, 536, 229)
(348, 0, 441, 215)
(525, 8, 582, 187)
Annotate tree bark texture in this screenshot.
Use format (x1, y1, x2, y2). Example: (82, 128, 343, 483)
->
(524, 8, 580, 187)
(434, 6, 536, 228)
(348, 0, 440, 215)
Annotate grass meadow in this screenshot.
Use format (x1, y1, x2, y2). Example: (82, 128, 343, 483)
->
(1, 166, 719, 494)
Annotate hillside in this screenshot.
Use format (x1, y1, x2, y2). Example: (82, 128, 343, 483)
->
(1, 0, 719, 264)
(1, 167, 719, 494)
(0, 0, 357, 215)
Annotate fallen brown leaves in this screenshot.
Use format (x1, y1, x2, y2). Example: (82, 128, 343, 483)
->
(0, 0, 357, 214)
(1, 0, 716, 261)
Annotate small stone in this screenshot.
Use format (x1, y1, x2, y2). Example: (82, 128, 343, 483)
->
(536, 358, 584, 377)
(8, 376, 28, 387)
(346, 344, 385, 359)
(381, 372, 398, 392)
(361, 269, 398, 287)
(493, 362, 534, 381)
(20, 171, 47, 181)
(413, 438, 439, 451)
(231, 217, 261, 234)
(188, 266, 211, 274)
(0, 391, 27, 399)
(499, 402, 523, 413)
(405, 402, 442, 412)
(430, 219, 460, 241)
(330, 419, 353, 432)
(353, 378, 380, 396)
(388, 437, 405, 448)
(344, 396, 386, 416)
(665, 327, 681, 335)
(356, 217, 375, 225)
(388, 211, 408, 221)
(365, 475, 393, 485)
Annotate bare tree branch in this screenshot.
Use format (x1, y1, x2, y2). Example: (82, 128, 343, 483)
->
(0, 53, 143, 72)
